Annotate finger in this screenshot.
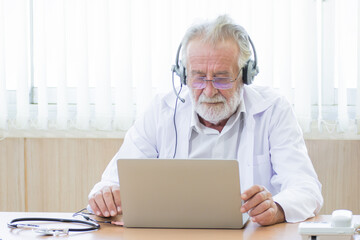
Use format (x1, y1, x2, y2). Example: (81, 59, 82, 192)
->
(89, 197, 103, 217)
(251, 207, 277, 226)
(94, 190, 109, 217)
(111, 221, 124, 226)
(248, 199, 273, 217)
(241, 190, 272, 213)
(111, 185, 122, 214)
(241, 185, 264, 201)
(103, 186, 117, 217)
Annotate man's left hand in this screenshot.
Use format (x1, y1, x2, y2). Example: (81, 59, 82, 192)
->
(240, 185, 285, 226)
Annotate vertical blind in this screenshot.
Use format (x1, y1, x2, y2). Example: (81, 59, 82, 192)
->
(0, 0, 359, 136)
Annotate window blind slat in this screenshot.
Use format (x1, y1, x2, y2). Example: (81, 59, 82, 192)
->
(89, 0, 112, 130)
(34, 0, 48, 129)
(316, 0, 323, 130)
(357, 0, 360, 133)
(55, 0, 68, 129)
(110, 0, 134, 130)
(291, 0, 316, 132)
(131, 0, 152, 118)
(64, 0, 90, 130)
(0, 0, 7, 130)
(335, 0, 353, 132)
(13, 0, 30, 129)
(273, 0, 291, 102)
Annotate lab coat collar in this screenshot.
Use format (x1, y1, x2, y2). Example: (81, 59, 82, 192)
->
(242, 84, 279, 116)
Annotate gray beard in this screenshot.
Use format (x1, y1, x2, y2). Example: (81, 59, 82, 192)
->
(189, 87, 242, 125)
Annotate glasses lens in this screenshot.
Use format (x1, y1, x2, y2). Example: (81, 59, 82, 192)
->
(191, 77, 234, 89)
(213, 78, 233, 89)
(191, 77, 206, 89)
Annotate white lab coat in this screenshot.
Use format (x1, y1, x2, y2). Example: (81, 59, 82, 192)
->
(89, 84, 323, 223)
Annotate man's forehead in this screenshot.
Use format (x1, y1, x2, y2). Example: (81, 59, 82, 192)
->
(186, 39, 239, 62)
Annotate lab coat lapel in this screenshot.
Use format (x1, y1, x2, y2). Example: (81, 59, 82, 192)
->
(238, 85, 277, 191)
(237, 114, 254, 192)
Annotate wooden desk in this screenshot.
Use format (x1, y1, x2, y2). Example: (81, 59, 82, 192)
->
(1, 212, 359, 240)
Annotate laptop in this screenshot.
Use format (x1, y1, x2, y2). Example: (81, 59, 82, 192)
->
(117, 158, 249, 229)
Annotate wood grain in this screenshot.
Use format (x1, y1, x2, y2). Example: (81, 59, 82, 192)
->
(306, 140, 360, 214)
(25, 138, 123, 212)
(0, 138, 25, 211)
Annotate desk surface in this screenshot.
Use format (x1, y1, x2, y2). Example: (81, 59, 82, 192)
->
(1, 212, 359, 240)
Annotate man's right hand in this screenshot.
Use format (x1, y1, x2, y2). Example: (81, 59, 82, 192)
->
(88, 185, 122, 217)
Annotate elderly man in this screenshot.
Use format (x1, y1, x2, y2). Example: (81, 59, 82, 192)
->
(88, 15, 323, 226)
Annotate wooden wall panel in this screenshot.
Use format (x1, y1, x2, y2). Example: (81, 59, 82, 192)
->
(305, 140, 360, 215)
(1, 137, 359, 215)
(25, 138, 123, 212)
(0, 138, 25, 211)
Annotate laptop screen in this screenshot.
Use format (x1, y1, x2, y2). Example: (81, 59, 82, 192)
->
(117, 159, 248, 228)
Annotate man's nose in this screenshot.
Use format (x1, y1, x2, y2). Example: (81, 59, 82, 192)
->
(202, 80, 218, 98)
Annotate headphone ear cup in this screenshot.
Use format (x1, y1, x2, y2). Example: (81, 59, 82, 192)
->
(172, 64, 186, 85)
(242, 60, 257, 85)
(242, 61, 250, 85)
(172, 43, 187, 86)
(179, 61, 187, 85)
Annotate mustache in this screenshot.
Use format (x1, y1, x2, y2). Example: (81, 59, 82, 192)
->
(198, 94, 226, 104)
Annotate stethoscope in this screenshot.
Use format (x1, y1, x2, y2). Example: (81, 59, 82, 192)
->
(8, 217, 100, 236)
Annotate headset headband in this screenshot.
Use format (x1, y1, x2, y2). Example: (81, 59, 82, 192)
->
(171, 36, 259, 86)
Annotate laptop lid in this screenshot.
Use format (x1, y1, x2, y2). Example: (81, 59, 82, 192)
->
(117, 159, 249, 229)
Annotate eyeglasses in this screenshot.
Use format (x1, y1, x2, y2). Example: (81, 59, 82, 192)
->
(190, 70, 241, 90)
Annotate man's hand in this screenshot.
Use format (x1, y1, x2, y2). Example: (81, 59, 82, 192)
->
(88, 185, 122, 217)
(240, 185, 285, 226)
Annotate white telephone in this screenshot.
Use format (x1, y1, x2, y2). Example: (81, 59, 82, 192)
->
(298, 210, 358, 240)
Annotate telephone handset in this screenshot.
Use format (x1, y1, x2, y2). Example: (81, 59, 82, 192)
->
(331, 210, 353, 228)
(298, 209, 357, 240)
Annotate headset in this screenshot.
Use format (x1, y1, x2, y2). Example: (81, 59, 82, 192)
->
(171, 36, 259, 103)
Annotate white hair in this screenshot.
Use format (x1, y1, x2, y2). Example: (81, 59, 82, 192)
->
(181, 15, 252, 72)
